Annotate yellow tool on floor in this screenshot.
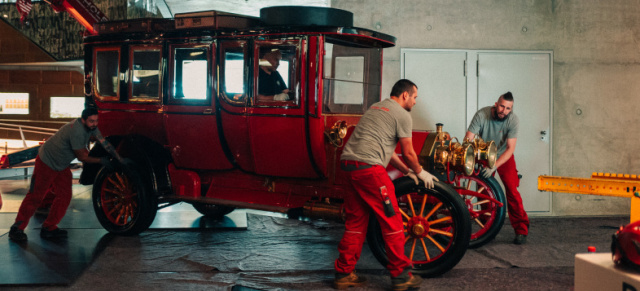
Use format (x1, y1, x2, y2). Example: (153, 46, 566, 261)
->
(538, 173, 640, 222)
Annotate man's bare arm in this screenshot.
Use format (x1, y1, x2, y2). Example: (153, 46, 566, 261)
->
(389, 152, 410, 174)
(398, 137, 422, 173)
(495, 138, 517, 169)
(73, 148, 101, 164)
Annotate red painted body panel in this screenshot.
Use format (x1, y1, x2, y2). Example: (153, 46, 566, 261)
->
(164, 113, 232, 170)
(201, 170, 350, 209)
(95, 103, 167, 145)
(85, 23, 396, 211)
(168, 164, 201, 197)
(249, 116, 318, 177)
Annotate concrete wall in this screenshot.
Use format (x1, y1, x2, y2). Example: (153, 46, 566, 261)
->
(332, 0, 640, 216)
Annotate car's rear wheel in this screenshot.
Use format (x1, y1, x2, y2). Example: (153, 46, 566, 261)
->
(192, 203, 235, 218)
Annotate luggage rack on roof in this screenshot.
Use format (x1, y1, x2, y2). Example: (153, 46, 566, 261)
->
(93, 10, 259, 35)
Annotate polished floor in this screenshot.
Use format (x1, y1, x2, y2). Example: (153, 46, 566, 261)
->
(0, 168, 629, 290)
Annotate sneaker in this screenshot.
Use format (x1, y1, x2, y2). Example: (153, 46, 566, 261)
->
(514, 234, 527, 245)
(391, 269, 423, 291)
(333, 271, 366, 289)
(9, 226, 27, 242)
(40, 227, 68, 239)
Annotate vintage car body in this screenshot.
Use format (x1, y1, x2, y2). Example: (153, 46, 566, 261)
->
(80, 6, 505, 277)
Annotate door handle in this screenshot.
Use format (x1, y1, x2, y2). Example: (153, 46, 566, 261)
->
(540, 130, 547, 140)
(203, 108, 213, 114)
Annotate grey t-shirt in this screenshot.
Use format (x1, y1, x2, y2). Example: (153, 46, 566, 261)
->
(341, 98, 412, 167)
(39, 118, 100, 171)
(467, 106, 519, 156)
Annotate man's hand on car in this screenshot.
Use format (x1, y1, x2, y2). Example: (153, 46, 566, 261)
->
(481, 166, 497, 178)
(406, 168, 438, 189)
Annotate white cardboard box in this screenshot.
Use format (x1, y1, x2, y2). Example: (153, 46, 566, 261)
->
(575, 253, 640, 291)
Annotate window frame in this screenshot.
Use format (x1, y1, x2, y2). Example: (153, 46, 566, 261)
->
(253, 39, 302, 108)
(93, 47, 121, 102)
(128, 45, 163, 103)
(167, 43, 212, 106)
(321, 41, 382, 115)
(219, 40, 248, 106)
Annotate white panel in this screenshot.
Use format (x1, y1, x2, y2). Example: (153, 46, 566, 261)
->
(402, 50, 468, 139)
(477, 52, 552, 213)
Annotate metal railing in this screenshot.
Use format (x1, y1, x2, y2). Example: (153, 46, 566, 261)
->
(0, 122, 57, 149)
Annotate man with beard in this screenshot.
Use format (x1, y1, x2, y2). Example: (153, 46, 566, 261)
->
(9, 108, 120, 242)
(333, 79, 437, 290)
(465, 92, 529, 245)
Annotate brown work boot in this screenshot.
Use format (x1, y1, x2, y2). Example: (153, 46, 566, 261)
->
(391, 268, 423, 291)
(332, 271, 366, 289)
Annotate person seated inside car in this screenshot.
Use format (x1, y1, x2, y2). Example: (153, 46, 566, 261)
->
(257, 49, 290, 102)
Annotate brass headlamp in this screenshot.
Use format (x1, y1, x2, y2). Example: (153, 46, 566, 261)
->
(326, 121, 348, 147)
(420, 123, 487, 178)
(433, 138, 475, 176)
(471, 137, 497, 169)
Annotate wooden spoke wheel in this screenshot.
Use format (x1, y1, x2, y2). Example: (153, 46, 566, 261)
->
(367, 178, 471, 278)
(453, 175, 506, 248)
(93, 165, 157, 235)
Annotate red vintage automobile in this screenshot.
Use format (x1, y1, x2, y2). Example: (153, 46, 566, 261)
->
(80, 6, 504, 277)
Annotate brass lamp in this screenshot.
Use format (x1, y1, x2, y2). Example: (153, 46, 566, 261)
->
(433, 139, 475, 176)
(473, 138, 497, 169)
(326, 121, 348, 147)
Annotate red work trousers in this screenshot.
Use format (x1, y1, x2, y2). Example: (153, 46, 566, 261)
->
(496, 155, 529, 235)
(14, 156, 72, 230)
(335, 165, 410, 277)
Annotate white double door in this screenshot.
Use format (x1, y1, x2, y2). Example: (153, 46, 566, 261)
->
(402, 49, 552, 213)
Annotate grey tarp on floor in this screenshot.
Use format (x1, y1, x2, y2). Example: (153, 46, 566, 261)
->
(0, 176, 630, 290)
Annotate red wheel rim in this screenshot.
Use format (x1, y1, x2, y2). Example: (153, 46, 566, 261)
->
(453, 175, 499, 240)
(398, 192, 455, 264)
(100, 172, 139, 226)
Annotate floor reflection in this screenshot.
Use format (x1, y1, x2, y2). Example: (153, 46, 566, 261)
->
(0, 169, 249, 286)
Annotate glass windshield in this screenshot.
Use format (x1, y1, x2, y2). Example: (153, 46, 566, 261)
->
(322, 42, 382, 114)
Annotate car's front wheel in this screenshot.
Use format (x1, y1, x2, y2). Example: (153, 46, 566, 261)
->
(92, 164, 157, 235)
(367, 178, 471, 277)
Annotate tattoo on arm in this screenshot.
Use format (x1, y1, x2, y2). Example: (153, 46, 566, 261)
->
(95, 132, 123, 162)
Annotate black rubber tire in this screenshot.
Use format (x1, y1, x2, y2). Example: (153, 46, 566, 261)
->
(92, 164, 157, 235)
(366, 177, 471, 278)
(192, 203, 235, 218)
(461, 176, 506, 248)
(260, 6, 353, 27)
